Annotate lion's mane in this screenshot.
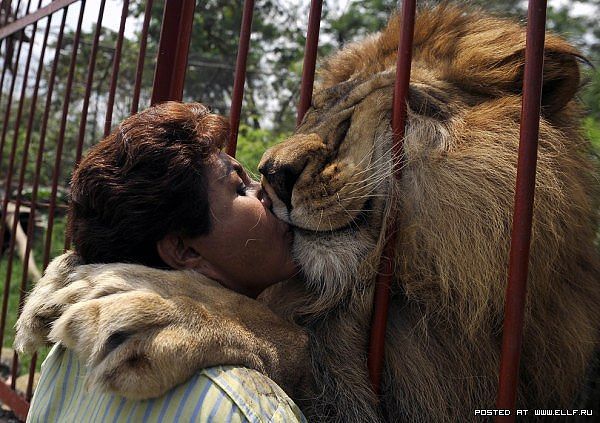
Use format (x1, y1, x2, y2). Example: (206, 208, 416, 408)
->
(261, 4, 600, 422)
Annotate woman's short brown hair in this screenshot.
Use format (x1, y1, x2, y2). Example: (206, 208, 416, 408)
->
(68, 102, 229, 267)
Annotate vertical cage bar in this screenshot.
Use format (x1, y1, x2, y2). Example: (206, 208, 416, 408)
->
(150, 0, 195, 104)
(21, 8, 67, 324)
(296, 0, 322, 126)
(0, 0, 23, 108)
(72, 0, 105, 167)
(227, 0, 254, 157)
(42, 0, 85, 269)
(10, 10, 52, 385)
(64, 0, 105, 250)
(367, 0, 416, 396)
(496, 0, 547, 420)
(19, 8, 69, 402)
(1, 0, 42, 389)
(130, 0, 153, 114)
(0, 0, 31, 352)
(103, 0, 128, 136)
(4, 0, 42, 287)
(0, 0, 28, 162)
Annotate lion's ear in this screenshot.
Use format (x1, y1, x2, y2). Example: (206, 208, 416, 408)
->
(450, 29, 582, 115)
(536, 45, 582, 114)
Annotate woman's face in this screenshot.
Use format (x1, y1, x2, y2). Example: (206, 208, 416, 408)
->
(186, 152, 298, 296)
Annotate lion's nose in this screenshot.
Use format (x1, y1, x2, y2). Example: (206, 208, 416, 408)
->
(258, 159, 302, 210)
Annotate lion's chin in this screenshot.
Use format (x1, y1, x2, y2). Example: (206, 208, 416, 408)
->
(291, 224, 376, 308)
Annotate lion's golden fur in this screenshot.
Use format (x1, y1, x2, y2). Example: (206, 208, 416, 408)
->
(15, 4, 600, 422)
(260, 4, 600, 421)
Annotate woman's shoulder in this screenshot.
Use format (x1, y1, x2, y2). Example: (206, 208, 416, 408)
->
(29, 345, 305, 422)
(200, 365, 306, 422)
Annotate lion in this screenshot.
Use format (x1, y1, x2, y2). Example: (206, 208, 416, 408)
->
(15, 4, 600, 422)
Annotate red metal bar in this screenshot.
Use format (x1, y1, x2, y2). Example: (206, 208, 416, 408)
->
(0, 0, 32, 352)
(42, 0, 85, 268)
(0, 381, 29, 421)
(130, 0, 153, 114)
(296, 0, 322, 126)
(65, 0, 106, 250)
(21, 8, 67, 315)
(150, 0, 195, 105)
(19, 9, 69, 402)
(1, 0, 44, 390)
(367, 0, 416, 396)
(25, 353, 36, 400)
(227, 0, 254, 157)
(496, 1, 547, 420)
(4, 0, 42, 285)
(10, 8, 52, 389)
(72, 0, 105, 167)
(0, 0, 77, 39)
(0, 47, 8, 109)
(0, 0, 22, 108)
(0, 0, 28, 164)
(103, 0, 128, 136)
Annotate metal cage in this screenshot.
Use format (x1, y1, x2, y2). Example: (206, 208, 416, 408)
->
(0, 1, 551, 421)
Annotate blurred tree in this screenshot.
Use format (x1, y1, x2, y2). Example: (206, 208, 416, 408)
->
(3, 0, 599, 185)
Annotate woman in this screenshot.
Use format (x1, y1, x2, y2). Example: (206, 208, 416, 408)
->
(19, 102, 308, 422)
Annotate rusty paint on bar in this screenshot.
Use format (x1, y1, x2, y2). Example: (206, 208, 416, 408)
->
(227, 0, 254, 157)
(11, 9, 53, 386)
(0, 0, 77, 39)
(496, 1, 548, 421)
(151, 0, 195, 104)
(43, 0, 85, 269)
(0, 0, 32, 352)
(367, 0, 416, 396)
(130, 0, 153, 114)
(296, 0, 322, 126)
(103, 0, 129, 136)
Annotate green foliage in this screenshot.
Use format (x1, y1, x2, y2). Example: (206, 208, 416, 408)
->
(583, 66, 600, 120)
(179, 0, 308, 128)
(584, 116, 600, 152)
(322, 0, 398, 48)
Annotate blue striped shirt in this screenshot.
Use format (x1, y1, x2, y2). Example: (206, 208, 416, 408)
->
(27, 345, 306, 422)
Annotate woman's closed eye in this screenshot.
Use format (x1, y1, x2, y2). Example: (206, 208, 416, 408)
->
(237, 182, 249, 196)
(235, 167, 249, 196)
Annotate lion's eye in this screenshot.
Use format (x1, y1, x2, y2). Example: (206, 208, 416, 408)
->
(331, 118, 351, 148)
(408, 86, 450, 120)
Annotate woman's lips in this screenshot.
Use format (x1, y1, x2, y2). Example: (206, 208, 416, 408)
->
(260, 188, 290, 235)
(259, 188, 273, 211)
